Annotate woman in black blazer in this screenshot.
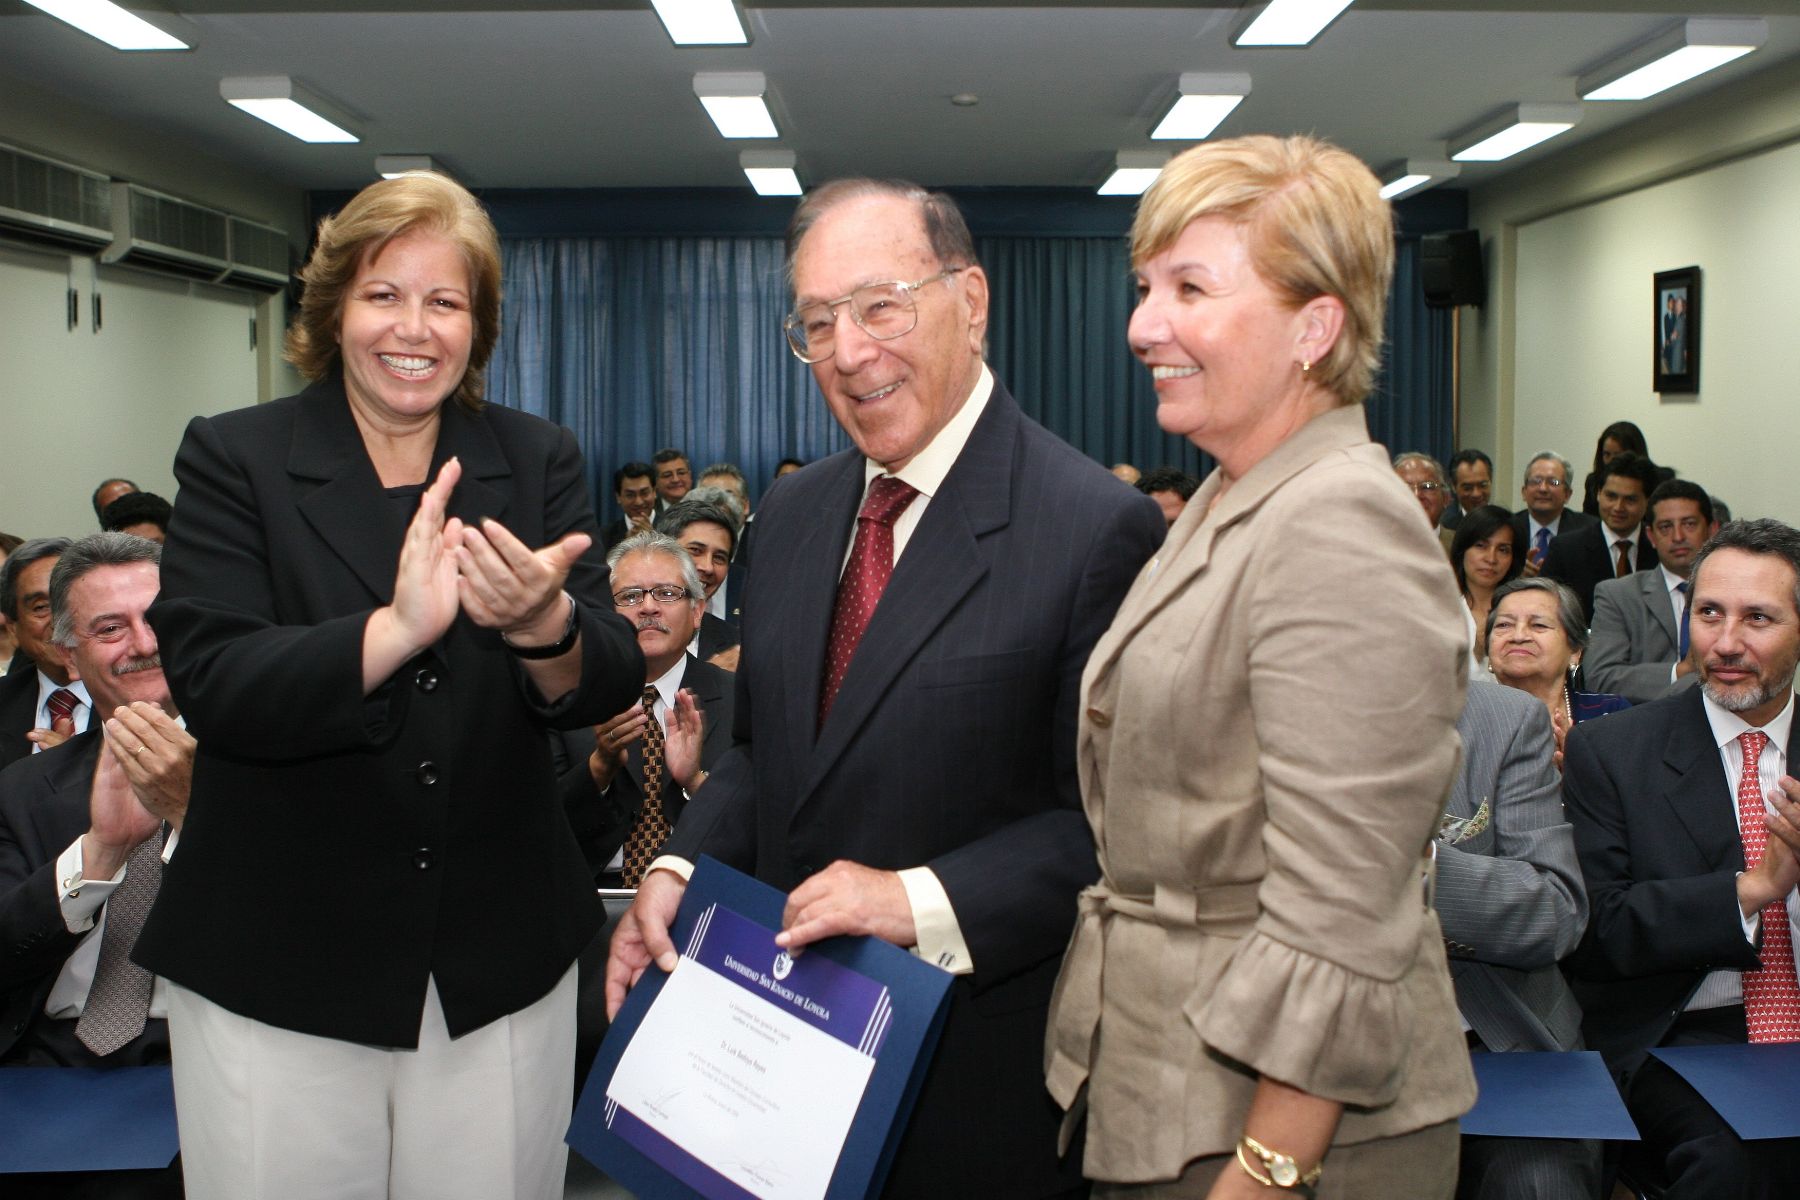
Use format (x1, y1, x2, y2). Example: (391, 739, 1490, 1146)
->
(138, 173, 641, 1199)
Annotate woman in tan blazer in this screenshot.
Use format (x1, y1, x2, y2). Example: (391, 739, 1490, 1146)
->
(1046, 135, 1476, 1198)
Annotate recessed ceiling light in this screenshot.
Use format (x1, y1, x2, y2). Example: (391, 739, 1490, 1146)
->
(375, 155, 440, 179)
(694, 72, 778, 139)
(1150, 73, 1251, 141)
(649, 0, 749, 46)
(1579, 18, 1766, 101)
(222, 78, 359, 144)
(23, 0, 188, 51)
(1233, 0, 1355, 48)
(1377, 159, 1459, 200)
(1449, 103, 1581, 163)
(741, 150, 801, 197)
(1098, 151, 1168, 197)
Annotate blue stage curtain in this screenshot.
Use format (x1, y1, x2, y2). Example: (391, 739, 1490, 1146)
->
(1370, 236, 1455, 463)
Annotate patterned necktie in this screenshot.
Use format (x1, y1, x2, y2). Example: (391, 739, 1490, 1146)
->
(1736, 731, 1800, 1042)
(75, 827, 163, 1056)
(820, 476, 920, 728)
(620, 686, 668, 887)
(46, 688, 78, 730)
(1677, 581, 1691, 660)
(1614, 539, 1633, 577)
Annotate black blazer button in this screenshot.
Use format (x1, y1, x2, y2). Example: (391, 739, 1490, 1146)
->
(413, 849, 434, 870)
(416, 762, 439, 786)
(414, 669, 439, 692)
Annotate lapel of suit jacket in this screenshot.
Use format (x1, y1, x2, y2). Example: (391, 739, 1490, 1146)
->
(1656, 687, 1743, 872)
(1636, 568, 1680, 649)
(289, 379, 510, 606)
(39, 732, 105, 851)
(794, 386, 1017, 814)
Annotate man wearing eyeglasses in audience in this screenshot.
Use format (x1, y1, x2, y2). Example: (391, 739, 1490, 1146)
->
(1395, 451, 1458, 556)
(0, 538, 90, 768)
(1511, 452, 1596, 578)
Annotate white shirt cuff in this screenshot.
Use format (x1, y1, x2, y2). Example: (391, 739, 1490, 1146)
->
(645, 855, 695, 883)
(898, 866, 973, 975)
(55, 837, 123, 932)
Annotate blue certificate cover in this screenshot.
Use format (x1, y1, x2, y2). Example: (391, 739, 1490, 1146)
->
(0, 1065, 180, 1172)
(1462, 1052, 1639, 1140)
(569, 857, 955, 1199)
(1651, 1043, 1800, 1139)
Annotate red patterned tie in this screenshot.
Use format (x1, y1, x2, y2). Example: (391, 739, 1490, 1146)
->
(1737, 730, 1800, 1041)
(819, 476, 920, 728)
(46, 687, 78, 729)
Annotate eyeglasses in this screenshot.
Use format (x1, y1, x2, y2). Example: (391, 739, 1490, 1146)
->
(612, 585, 694, 608)
(782, 267, 966, 363)
(1524, 475, 1568, 489)
(1409, 481, 1444, 495)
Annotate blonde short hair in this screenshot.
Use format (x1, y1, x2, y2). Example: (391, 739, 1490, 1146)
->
(284, 172, 501, 411)
(1131, 135, 1393, 406)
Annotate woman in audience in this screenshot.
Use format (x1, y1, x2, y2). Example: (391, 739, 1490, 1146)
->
(1047, 135, 1473, 1199)
(1486, 576, 1628, 768)
(1580, 420, 1652, 515)
(1450, 504, 1521, 662)
(139, 172, 641, 1199)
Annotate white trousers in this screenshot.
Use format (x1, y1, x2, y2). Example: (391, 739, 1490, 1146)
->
(166, 965, 577, 1200)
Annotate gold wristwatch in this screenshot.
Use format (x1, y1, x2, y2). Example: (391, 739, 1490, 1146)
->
(1235, 1134, 1322, 1196)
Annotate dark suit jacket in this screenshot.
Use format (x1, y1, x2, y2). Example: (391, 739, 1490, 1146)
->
(696, 611, 739, 662)
(138, 377, 643, 1048)
(0, 733, 169, 1067)
(557, 654, 735, 876)
(665, 380, 1165, 1197)
(1540, 521, 1658, 625)
(1511, 507, 1596, 566)
(0, 666, 39, 770)
(1563, 687, 1786, 1079)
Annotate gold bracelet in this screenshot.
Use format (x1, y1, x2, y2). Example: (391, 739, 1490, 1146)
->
(1235, 1135, 1322, 1195)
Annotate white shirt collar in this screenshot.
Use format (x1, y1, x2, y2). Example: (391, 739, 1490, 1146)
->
(1703, 689, 1795, 757)
(861, 363, 993, 498)
(1659, 563, 1689, 595)
(647, 654, 689, 712)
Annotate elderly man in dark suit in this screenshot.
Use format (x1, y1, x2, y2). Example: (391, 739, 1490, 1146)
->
(1437, 680, 1598, 1200)
(0, 538, 88, 768)
(607, 178, 1164, 1198)
(0, 532, 192, 1199)
(1540, 450, 1661, 621)
(1512, 452, 1597, 578)
(1565, 518, 1800, 1197)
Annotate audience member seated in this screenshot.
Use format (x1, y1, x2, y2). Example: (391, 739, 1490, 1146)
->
(656, 498, 742, 665)
(1135, 465, 1198, 529)
(1109, 461, 1140, 486)
(1452, 505, 1521, 662)
(600, 460, 656, 553)
(773, 457, 804, 480)
(0, 531, 22, 671)
(650, 447, 691, 517)
(1564, 518, 1800, 1199)
(1512, 452, 1596, 577)
(1579, 419, 1671, 518)
(99, 492, 172, 545)
(0, 538, 90, 768)
(699, 462, 750, 526)
(1541, 450, 1661, 621)
(1443, 447, 1500, 532)
(1394, 450, 1457, 555)
(0, 532, 191, 1200)
(1487, 578, 1628, 771)
(1436, 680, 1599, 1200)
(89, 478, 137, 526)
(1585, 479, 1719, 707)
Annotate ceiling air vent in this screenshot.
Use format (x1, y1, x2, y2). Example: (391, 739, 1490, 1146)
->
(0, 142, 112, 251)
(105, 181, 231, 282)
(222, 215, 291, 292)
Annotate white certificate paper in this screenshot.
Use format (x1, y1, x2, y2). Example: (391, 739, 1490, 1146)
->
(605, 902, 896, 1200)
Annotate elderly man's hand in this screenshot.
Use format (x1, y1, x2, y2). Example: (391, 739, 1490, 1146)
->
(105, 702, 195, 830)
(777, 861, 916, 954)
(606, 869, 685, 1019)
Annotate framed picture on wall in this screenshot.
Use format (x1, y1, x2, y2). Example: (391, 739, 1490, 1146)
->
(1653, 266, 1700, 393)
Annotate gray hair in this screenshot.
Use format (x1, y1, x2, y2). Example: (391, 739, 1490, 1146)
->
(49, 532, 161, 646)
(657, 497, 740, 550)
(605, 531, 704, 605)
(1690, 518, 1800, 617)
(683, 486, 745, 533)
(699, 462, 746, 491)
(784, 178, 978, 288)
(1486, 576, 1591, 655)
(0, 536, 73, 621)
(1523, 451, 1574, 488)
(1392, 451, 1446, 486)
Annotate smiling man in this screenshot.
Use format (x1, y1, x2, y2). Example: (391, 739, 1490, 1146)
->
(1566, 518, 1800, 1197)
(0, 537, 89, 768)
(601, 461, 657, 553)
(1540, 450, 1660, 621)
(607, 178, 1164, 1198)
(1510, 452, 1596, 577)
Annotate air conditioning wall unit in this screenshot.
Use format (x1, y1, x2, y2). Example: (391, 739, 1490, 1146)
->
(105, 181, 232, 281)
(222, 215, 291, 292)
(0, 142, 112, 251)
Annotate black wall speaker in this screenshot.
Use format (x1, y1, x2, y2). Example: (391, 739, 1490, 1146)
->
(1421, 230, 1485, 308)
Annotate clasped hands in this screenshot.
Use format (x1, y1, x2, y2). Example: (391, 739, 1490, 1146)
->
(82, 701, 195, 881)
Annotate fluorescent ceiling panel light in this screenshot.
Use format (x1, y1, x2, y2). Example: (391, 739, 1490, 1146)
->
(741, 150, 800, 197)
(1150, 73, 1250, 141)
(1376, 159, 1459, 200)
(222, 77, 359, 143)
(376, 155, 439, 179)
(1098, 151, 1169, 197)
(1234, 0, 1355, 47)
(650, 0, 748, 46)
(23, 0, 187, 50)
(694, 72, 778, 138)
(1579, 19, 1766, 101)
(1449, 103, 1580, 162)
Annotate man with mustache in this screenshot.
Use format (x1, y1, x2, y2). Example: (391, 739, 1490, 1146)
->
(0, 531, 192, 1198)
(1565, 518, 1800, 1197)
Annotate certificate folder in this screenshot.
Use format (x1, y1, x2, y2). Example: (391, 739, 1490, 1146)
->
(1462, 1052, 1639, 1140)
(569, 857, 954, 1200)
(1651, 1043, 1800, 1139)
(0, 1065, 180, 1172)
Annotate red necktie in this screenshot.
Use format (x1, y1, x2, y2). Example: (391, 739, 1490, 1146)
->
(819, 476, 919, 728)
(1614, 539, 1632, 577)
(1737, 730, 1800, 1041)
(46, 687, 78, 729)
